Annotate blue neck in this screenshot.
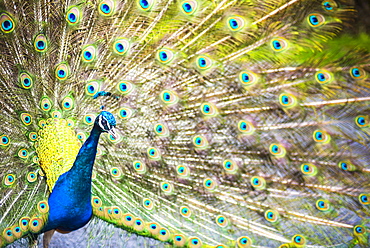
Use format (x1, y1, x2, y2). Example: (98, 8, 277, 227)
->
(44, 124, 102, 232)
(69, 124, 101, 180)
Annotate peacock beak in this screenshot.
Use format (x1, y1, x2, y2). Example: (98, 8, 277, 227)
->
(108, 127, 117, 139)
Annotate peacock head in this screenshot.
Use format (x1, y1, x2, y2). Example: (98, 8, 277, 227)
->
(95, 111, 117, 138)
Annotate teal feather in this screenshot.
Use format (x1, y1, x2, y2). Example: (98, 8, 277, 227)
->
(43, 111, 117, 234)
(0, 0, 370, 247)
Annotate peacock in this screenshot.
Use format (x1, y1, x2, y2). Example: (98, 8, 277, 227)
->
(0, 0, 369, 247)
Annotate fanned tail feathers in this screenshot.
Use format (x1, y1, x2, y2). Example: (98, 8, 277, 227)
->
(1, 0, 370, 247)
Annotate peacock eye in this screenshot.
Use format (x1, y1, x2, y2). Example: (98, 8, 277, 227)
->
(27, 171, 38, 183)
(20, 217, 30, 231)
(1, 135, 10, 146)
(76, 132, 87, 141)
(91, 196, 102, 208)
(216, 215, 229, 227)
(307, 13, 325, 27)
(18, 148, 29, 159)
(158, 227, 169, 241)
(98, 0, 115, 16)
(147, 222, 161, 236)
(40, 97, 53, 111)
(189, 237, 202, 247)
(173, 234, 186, 246)
(196, 55, 213, 70)
(131, 217, 145, 231)
(350, 67, 366, 80)
(359, 194, 369, 205)
(4, 174, 16, 186)
(180, 0, 198, 15)
(264, 210, 279, 222)
(67, 119, 75, 127)
(117, 81, 134, 95)
(113, 38, 130, 55)
(355, 115, 369, 128)
(21, 113, 33, 125)
(84, 114, 96, 125)
(82, 45, 97, 63)
(147, 147, 161, 160)
(315, 70, 333, 84)
(239, 70, 259, 87)
(33, 156, 39, 164)
(133, 160, 146, 174)
(176, 164, 190, 177)
(62, 96, 74, 111)
(338, 160, 356, 171)
(180, 206, 192, 218)
(156, 48, 175, 64)
(37, 200, 49, 213)
(200, 102, 218, 117)
(279, 93, 297, 108)
(66, 6, 81, 25)
(34, 34, 48, 52)
(223, 159, 238, 174)
(227, 15, 246, 31)
(55, 63, 70, 81)
(19, 72, 34, 89)
(301, 163, 318, 176)
(251, 176, 266, 190)
(68, 13, 76, 22)
(110, 167, 122, 178)
(193, 135, 208, 149)
(160, 90, 178, 105)
(119, 107, 133, 119)
(138, 0, 154, 11)
(271, 37, 288, 52)
(123, 213, 134, 224)
(313, 130, 330, 143)
(354, 225, 366, 235)
(111, 207, 122, 218)
(29, 216, 45, 233)
(322, 0, 338, 11)
(238, 120, 255, 134)
(292, 234, 306, 246)
(269, 143, 286, 157)
(1, 13, 15, 33)
(160, 182, 174, 194)
(316, 199, 330, 211)
(28, 132, 37, 141)
(203, 178, 217, 191)
(154, 123, 170, 136)
(85, 81, 101, 96)
(236, 236, 252, 247)
(5, 228, 13, 238)
(142, 198, 154, 210)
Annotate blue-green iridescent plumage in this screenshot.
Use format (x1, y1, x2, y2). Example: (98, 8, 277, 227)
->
(0, 0, 370, 247)
(44, 111, 116, 233)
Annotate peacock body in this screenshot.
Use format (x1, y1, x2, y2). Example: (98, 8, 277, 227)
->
(0, 0, 369, 247)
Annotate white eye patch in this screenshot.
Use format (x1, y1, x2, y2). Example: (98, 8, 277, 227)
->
(98, 115, 111, 131)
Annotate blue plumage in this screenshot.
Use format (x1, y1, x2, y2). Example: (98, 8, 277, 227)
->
(44, 112, 116, 235)
(0, 1, 369, 248)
